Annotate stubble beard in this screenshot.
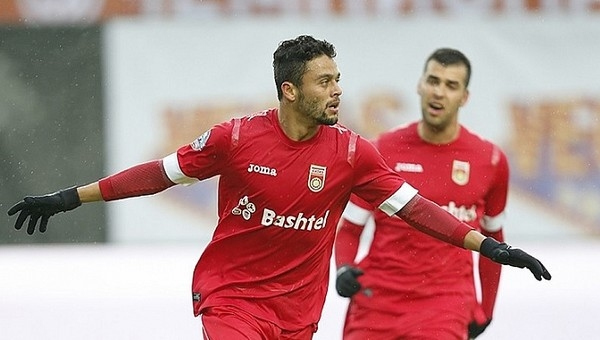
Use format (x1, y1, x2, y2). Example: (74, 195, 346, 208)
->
(422, 109, 451, 132)
(298, 91, 338, 126)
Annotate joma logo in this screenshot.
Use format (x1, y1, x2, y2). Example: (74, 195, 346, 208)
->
(247, 163, 277, 176)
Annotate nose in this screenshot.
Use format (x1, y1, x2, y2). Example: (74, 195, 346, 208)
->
(432, 84, 445, 98)
(333, 82, 343, 97)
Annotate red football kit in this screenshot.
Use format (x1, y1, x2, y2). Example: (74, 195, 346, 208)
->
(336, 122, 508, 339)
(161, 109, 417, 333)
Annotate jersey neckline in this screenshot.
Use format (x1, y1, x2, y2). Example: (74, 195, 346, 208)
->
(268, 108, 324, 148)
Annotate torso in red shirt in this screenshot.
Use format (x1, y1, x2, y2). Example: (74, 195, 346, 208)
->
(163, 109, 408, 331)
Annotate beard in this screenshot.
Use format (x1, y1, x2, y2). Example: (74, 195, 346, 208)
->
(422, 110, 452, 132)
(298, 91, 338, 126)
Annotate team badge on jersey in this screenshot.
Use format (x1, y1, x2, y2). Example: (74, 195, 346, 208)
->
(452, 160, 470, 186)
(308, 164, 327, 192)
(191, 129, 211, 151)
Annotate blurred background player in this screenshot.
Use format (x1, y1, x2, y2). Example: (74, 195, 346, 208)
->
(335, 48, 507, 339)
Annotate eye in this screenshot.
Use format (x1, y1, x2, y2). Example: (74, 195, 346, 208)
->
(447, 82, 461, 90)
(426, 77, 439, 85)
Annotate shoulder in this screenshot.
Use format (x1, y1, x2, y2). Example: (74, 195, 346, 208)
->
(380, 122, 417, 139)
(319, 122, 361, 147)
(229, 108, 277, 140)
(195, 108, 275, 150)
(322, 122, 353, 135)
(372, 122, 418, 149)
(460, 126, 507, 166)
(238, 108, 275, 126)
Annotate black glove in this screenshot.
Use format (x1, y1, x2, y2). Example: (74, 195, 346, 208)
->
(7, 187, 81, 235)
(336, 265, 364, 298)
(468, 319, 492, 339)
(480, 237, 551, 281)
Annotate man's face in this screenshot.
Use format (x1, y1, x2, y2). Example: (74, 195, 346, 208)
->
(417, 59, 469, 130)
(296, 55, 342, 126)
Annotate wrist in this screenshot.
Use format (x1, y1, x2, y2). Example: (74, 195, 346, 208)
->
(479, 237, 501, 259)
(464, 229, 486, 250)
(336, 264, 352, 276)
(58, 186, 82, 211)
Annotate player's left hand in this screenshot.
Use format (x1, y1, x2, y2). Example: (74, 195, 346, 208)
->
(480, 237, 552, 281)
(468, 319, 492, 339)
(335, 265, 363, 298)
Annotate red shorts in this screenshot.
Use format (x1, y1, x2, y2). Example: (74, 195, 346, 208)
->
(343, 297, 471, 340)
(201, 305, 316, 340)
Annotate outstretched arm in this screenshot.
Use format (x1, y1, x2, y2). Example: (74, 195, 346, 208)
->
(393, 193, 550, 281)
(7, 160, 175, 234)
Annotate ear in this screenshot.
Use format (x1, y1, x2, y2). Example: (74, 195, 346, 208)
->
(460, 89, 470, 107)
(416, 78, 424, 97)
(281, 81, 297, 102)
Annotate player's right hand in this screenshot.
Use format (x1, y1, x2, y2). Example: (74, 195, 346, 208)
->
(335, 265, 364, 297)
(7, 187, 81, 235)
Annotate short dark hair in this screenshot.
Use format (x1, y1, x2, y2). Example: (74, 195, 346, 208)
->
(425, 48, 472, 88)
(273, 35, 337, 100)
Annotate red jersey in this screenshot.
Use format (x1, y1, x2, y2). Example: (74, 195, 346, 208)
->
(161, 109, 413, 331)
(342, 122, 508, 314)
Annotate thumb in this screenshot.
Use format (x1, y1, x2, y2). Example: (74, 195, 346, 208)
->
(524, 255, 544, 281)
(529, 259, 552, 281)
(7, 201, 26, 216)
(350, 267, 364, 277)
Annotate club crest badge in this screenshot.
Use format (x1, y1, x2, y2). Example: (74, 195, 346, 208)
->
(451, 160, 470, 186)
(308, 164, 327, 192)
(191, 129, 211, 151)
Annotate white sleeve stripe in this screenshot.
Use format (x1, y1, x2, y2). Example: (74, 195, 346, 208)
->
(162, 153, 198, 186)
(341, 201, 372, 226)
(378, 183, 419, 216)
(481, 212, 505, 232)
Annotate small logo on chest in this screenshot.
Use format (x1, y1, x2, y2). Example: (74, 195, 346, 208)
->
(452, 160, 470, 185)
(247, 163, 278, 177)
(308, 164, 327, 192)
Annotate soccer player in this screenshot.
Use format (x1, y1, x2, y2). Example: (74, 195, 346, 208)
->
(334, 48, 511, 339)
(8, 36, 550, 340)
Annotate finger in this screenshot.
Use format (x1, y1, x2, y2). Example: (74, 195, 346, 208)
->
(350, 285, 361, 295)
(40, 215, 50, 233)
(540, 262, 552, 280)
(495, 248, 510, 263)
(14, 210, 29, 230)
(342, 280, 359, 291)
(351, 267, 364, 276)
(27, 214, 41, 235)
(7, 201, 26, 216)
(345, 280, 361, 294)
(527, 259, 544, 281)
